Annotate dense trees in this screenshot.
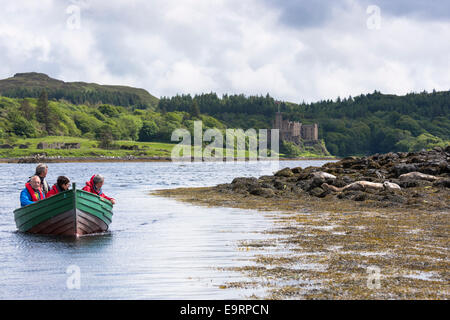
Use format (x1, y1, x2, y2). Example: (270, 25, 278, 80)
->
(157, 90, 449, 156)
(1, 86, 152, 109)
(0, 88, 448, 156)
(0, 96, 227, 147)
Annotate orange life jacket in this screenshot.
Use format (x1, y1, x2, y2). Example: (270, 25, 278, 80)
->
(25, 182, 44, 202)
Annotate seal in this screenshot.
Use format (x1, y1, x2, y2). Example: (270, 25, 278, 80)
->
(399, 172, 439, 182)
(322, 180, 401, 192)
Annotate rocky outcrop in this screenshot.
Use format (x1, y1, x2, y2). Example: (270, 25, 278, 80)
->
(220, 147, 450, 208)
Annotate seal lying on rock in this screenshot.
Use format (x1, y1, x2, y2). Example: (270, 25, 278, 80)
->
(399, 171, 439, 182)
(311, 171, 336, 180)
(322, 180, 401, 192)
(383, 181, 402, 190)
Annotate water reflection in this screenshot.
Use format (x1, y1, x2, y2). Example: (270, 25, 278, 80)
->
(0, 160, 333, 299)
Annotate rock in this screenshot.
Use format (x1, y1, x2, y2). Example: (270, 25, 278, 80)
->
(330, 178, 347, 188)
(274, 167, 294, 177)
(353, 192, 367, 201)
(296, 180, 311, 191)
(398, 179, 419, 188)
(232, 177, 258, 184)
(274, 180, 287, 190)
(249, 187, 275, 197)
(231, 177, 259, 191)
(260, 182, 275, 189)
(310, 177, 326, 189)
(342, 176, 354, 184)
(309, 187, 326, 198)
(337, 190, 366, 201)
(381, 193, 405, 204)
(433, 178, 450, 188)
(291, 167, 303, 174)
(392, 164, 418, 176)
(297, 172, 311, 180)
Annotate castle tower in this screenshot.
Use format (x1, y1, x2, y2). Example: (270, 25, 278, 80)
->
(274, 112, 283, 130)
(313, 123, 318, 140)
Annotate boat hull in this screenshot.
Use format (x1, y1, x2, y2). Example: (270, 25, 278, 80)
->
(14, 188, 113, 236)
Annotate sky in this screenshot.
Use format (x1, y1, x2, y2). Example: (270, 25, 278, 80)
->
(0, 0, 449, 103)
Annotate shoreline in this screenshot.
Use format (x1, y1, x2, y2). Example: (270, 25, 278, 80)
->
(152, 186, 449, 299)
(0, 156, 338, 164)
(151, 147, 449, 299)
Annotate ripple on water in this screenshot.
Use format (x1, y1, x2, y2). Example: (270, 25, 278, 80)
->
(0, 160, 333, 299)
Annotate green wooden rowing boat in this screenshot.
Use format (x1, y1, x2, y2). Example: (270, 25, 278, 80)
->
(14, 183, 113, 236)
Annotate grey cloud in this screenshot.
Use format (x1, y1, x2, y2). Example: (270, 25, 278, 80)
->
(263, 0, 450, 30)
(0, 0, 449, 102)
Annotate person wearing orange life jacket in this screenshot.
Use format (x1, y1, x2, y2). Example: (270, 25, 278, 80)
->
(20, 175, 45, 207)
(82, 174, 116, 205)
(46, 176, 71, 198)
(27, 163, 50, 196)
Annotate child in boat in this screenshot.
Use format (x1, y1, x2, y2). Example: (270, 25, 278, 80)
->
(46, 176, 71, 198)
(82, 174, 116, 204)
(20, 175, 45, 207)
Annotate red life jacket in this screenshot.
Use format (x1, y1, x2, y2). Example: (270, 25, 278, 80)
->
(82, 174, 113, 201)
(46, 184, 60, 198)
(25, 182, 44, 202)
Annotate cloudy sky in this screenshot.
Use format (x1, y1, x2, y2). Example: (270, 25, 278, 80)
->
(0, 0, 449, 102)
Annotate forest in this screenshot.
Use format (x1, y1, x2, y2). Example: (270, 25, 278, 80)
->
(158, 90, 450, 156)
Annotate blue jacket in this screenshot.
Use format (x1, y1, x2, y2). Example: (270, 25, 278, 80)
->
(20, 187, 45, 207)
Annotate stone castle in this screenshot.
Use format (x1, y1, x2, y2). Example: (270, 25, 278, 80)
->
(273, 112, 318, 143)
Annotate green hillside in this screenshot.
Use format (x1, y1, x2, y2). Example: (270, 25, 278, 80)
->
(0, 92, 329, 159)
(159, 91, 450, 156)
(0, 94, 224, 142)
(1, 72, 448, 158)
(0, 72, 159, 109)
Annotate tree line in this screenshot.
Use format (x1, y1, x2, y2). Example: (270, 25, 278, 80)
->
(1, 89, 448, 156)
(157, 90, 450, 156)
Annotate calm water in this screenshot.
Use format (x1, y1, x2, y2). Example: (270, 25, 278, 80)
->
(0, 160, 331, 299)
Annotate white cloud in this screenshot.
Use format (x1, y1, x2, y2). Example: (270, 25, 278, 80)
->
(0, 0, 448, 103)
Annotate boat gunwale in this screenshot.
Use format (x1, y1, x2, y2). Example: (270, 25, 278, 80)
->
(14, 188, 113, 215)
(13, 187, 113, 233)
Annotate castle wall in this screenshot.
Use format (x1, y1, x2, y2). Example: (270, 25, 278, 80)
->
(273, 112, 318, 142)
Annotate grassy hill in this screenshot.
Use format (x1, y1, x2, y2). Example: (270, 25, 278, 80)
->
(0, 94, 328, 159)
(0, 72, 159, 109)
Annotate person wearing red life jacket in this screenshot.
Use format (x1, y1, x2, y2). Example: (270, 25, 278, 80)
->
(46, 176, 71, 198)
(20, 175, 45, 207)
(27, 163, 50, 196)
(82, 174, 116, 204)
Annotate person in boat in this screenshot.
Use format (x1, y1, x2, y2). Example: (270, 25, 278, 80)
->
(82, 174, 116, 204)
(28, 163, 50, 195)
(46, 176, 71, 198)
(20, 175, 45, 207)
